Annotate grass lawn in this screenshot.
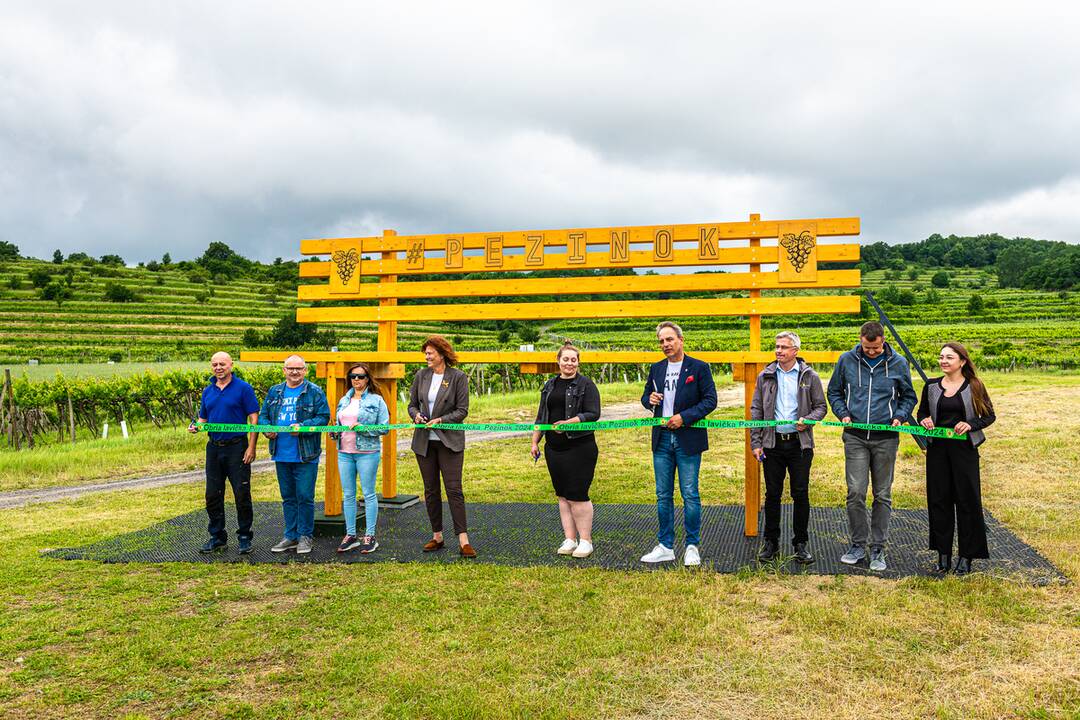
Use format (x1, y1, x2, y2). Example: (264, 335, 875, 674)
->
(0, 373, 1077, 718)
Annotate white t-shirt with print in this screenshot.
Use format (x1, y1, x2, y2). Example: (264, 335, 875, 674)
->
(662, 361, 682, 417)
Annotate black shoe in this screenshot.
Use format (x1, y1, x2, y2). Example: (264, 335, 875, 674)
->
(792, 542, 814, 565)
(954, 557, 972, 575)
(936, 553, 951, 574)
(238, 537, 253, 555)
(757, 539, 779, 562)
(199, 538, 226, 554)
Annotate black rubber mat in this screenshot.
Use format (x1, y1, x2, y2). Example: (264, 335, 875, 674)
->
(46, 502, 1064, 584)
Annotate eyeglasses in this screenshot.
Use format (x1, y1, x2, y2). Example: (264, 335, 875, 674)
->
(775, 344, 795, 351)
(347, 373, 368, 381)
(285, 366, 306, 372)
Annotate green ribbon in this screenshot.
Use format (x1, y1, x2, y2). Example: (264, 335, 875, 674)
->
(196, 417, 966, 440)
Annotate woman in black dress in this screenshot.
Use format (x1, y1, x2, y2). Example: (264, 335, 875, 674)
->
(917, 342, 996, 575)
(530, 342, 601, 558)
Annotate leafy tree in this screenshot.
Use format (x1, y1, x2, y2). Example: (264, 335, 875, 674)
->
(907, 268, 920, 281)
(40, 281, 73, 308)
(923, 288, 942, 304)
(145, 260, 161, 272)
(63, 267, 76, 286)
(242, 328, 263, 347)
(896, 289, 916, 306)
(967, 294, 985, 315)
(187, 268, 211, 285)
(103, 282, 141, 302)
(0, 241, 19, 260)
(67, 252, 91, 262)
(6, 276, 20, 290)
(52, 249, 64, 264)
(99, 254, 125, 266)
(194, 290, 210, 304)
(28, 268, 52, 289)
(161, 252, 172, 265)
(497, 329, 511, 345)
(518, 325, 541, 344)
(197, 242, 251, 280)
(931, 271, 950, 288)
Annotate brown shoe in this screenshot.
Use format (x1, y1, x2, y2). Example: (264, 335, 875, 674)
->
(459, 543, 477, 558)
(423, 539, 445, 552)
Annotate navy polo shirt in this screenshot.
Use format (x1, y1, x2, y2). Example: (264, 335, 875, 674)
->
(199, 375, 260, 441)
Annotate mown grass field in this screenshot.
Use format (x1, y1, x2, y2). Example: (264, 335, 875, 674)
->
(0, 373, 1077, 718)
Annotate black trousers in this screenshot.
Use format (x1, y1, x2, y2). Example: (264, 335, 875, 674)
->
(205, 440, 253, 542)
(762, 437, 813, 545)
(926, 439, 988, 558)
(416, 440, 467, 534)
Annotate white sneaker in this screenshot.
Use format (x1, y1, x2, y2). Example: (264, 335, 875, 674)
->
(683, 544, 701, 566)
(571, 540, 594, 558)
(557, 538, 578, 555)
(640, 544, 676, 563)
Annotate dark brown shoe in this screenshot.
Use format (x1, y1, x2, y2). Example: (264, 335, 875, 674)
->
(423, 539, 445, 552)
(459, 543, 477, 558)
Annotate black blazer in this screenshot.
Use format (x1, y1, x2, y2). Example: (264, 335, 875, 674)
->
(408, 366, 469, 455)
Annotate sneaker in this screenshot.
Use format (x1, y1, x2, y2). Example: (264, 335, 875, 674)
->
(270, 537, 298, 553)
(198, 538, 226, 554)
(640, 544, 676, 563)
(683, 544, 701, 567)
(792, 542, 814, 565)
(337, 535, 361, 553)
(238, 537, 253, 555)
(757, 539, 779, 563)
(869, 547, 887, 572)
(557, 538, 579, 555)
(359, 535, 379, 554)
(296, 536, 314, 555)
(571, 540, 594, 558)
(840, 544, 866, 565)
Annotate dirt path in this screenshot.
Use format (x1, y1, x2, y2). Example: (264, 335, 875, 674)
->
(0, 388, 742, 510)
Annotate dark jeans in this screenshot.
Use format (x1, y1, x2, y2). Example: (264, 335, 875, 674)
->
(926, 439, 988, 559)
(205, 440, 253, 542)
(416, 440, 467, 534)
(762, 437, 813, 545)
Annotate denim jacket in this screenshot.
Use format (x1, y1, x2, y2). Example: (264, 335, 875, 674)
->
(258, 380, 331, 462)
(334, 387, 390, 453)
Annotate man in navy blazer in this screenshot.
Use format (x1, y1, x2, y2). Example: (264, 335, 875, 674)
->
(639, 321, 718, 565)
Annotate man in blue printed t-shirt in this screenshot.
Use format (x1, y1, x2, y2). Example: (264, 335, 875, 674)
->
(188, 352, 260, 554)
(258, 355, 330, 555)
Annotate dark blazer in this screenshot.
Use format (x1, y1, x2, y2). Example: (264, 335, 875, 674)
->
(408, 366, 470, 455)
(640, 353, 718, 455)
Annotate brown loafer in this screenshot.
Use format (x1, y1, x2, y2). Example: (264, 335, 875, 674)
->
(423, 539, 445, 552)
(459, 543, 477, 558)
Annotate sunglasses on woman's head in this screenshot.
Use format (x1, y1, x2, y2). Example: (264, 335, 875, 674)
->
(348, 373, 368, 381)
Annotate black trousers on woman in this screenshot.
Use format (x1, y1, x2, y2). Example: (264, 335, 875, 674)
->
(926, 439, 988, 559)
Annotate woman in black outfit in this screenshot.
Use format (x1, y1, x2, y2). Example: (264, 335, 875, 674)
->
(530, 342, 601, 558)
(917, 342, 996, 575)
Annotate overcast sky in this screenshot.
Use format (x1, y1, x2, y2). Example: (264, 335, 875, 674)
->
(2, 2, 1078, 263)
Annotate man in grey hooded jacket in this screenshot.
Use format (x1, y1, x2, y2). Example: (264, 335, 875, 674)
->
(826, 321, 918, 572)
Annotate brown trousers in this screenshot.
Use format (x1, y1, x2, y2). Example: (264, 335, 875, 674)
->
(416, 440, 467, 534)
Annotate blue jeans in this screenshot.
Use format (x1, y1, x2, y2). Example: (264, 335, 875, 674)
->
(652, 431, 702, 548)
(276, 461, 319, 540)
(338, 451, 381, 537)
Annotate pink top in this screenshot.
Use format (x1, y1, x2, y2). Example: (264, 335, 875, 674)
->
(337, 397, 376, 454)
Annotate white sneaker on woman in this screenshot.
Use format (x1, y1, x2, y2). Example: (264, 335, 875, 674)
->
(571, 540, 594, 558)
(557, 538, 578, 555)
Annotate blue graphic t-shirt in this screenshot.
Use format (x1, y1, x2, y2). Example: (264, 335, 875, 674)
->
(272, 384, 304, 462)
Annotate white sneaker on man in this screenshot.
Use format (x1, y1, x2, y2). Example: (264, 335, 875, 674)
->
(571, 540, 594, 558)
(640, 544, 676, 563)
(683, 544, 701, 567)
(557, 538, 578, 555)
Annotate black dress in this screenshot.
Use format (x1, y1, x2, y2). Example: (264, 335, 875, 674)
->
(544, 377, 599, 502)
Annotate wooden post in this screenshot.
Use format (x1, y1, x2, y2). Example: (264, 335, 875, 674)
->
(4, 369, 14, 449)
(322, 361, 345, 516)
(379, 229, 400, 500)
(67, 391, 76, 445)
(744, 213, 763, 537)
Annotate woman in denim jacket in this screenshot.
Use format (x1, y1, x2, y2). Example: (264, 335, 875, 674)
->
(332, 363, 390, 554)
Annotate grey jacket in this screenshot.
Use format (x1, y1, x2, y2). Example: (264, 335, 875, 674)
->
(750, 359, 828, 450)
(408, 366, 470, 455)
(917, 378, 995, 448)
(827, 341, 918, 435)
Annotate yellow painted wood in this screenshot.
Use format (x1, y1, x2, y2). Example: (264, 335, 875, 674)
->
(297, 269, 862, 301)
(326, 240, 362, 294)
(378, 232, 399, 499)
(743, 362, 761, 537)
(295, 295, 859, 324)
(323, 362, 344, 516)
(241, 349, 845, 365)
(299, 217, 860, 254)
(297, 242, 860, 278)
(777, 221, 818, 283)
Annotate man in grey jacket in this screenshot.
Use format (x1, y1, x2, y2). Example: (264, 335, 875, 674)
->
(826, 321, 918, 572)
(750, 332, 828, 564)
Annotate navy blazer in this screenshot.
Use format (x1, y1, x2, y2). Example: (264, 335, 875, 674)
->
(640, 354, 718, 455)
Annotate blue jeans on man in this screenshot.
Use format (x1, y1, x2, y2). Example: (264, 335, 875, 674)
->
(276, 461, 319, 540)
(652, 430, 702, 548)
